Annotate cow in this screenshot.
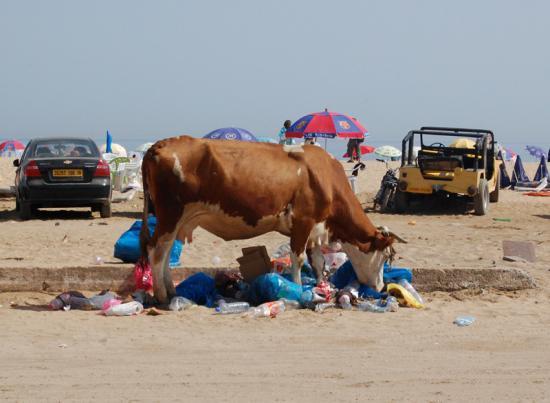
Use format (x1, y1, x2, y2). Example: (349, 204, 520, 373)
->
(140, 136, 405, 305)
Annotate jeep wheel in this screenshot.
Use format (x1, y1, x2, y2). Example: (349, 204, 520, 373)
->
(474, 179, 489, 215)
(100, 202, 112, 218)
(394, 190, 409, 213)
(489, 172, 499, 203)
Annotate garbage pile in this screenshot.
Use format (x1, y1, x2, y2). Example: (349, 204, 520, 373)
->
(48, 243, 424, 318)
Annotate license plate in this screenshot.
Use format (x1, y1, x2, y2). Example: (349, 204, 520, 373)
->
(52, 169, 83, 177)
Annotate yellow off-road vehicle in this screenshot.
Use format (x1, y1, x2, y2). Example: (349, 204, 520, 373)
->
(394, 127, 501, 215)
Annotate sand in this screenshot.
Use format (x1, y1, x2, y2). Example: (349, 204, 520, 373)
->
(0, 157, 549, 402)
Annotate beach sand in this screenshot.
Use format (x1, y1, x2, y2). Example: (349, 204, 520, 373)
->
(0, 157, 549, 401)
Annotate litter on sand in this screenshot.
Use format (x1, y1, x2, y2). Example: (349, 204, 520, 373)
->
(453, 316, 476, 327)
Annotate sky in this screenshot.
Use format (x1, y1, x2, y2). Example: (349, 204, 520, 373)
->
(1, 0, 549, 159)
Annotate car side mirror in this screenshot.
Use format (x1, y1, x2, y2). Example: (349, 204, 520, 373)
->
(13, 159, 20, 167)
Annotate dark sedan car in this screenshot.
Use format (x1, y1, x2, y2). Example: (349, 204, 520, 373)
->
(13, 137, 112, 220)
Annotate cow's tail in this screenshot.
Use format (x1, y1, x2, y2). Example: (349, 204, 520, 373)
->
(140, 156, 152, 261)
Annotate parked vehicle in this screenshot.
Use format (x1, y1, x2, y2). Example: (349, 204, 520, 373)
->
(396, 127, 501, 215)
(373, 167, 400, 212)
(13, 137, 111, 220)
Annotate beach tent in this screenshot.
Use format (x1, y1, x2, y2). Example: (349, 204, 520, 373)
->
(534, 154, 549, 182)
(510, 155, 530, 187)
(498, 151, 511, 188)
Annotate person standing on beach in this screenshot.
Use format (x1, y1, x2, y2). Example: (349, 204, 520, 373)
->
(278, 120, 293, 145)
(346, 138, 361, 162)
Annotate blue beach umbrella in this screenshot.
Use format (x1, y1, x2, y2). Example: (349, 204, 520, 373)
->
(203, 127, 258, 142)
(525, 145, 545, 159)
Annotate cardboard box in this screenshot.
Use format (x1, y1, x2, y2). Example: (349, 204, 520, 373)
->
(237, 246, 271, 283)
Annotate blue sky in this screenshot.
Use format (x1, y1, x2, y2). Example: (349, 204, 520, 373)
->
(1, 0, 548, 158)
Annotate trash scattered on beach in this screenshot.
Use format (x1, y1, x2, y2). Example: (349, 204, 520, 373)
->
(453, 316, 476, 327)
(39, 247, 425, 319)
(169, 296, 195, 311)
(492, 218, 511, 222)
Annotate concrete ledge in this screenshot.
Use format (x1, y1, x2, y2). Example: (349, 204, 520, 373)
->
(0, 265, 536, 293)
(411, 267, 536, 292)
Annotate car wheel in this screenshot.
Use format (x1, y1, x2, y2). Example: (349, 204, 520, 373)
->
(393, 190, 409, 213)
(100, 202, 112, 218)
(18, 201, 32, 221)
(474, 179, 489, 215)
(489, 172, 499, 203)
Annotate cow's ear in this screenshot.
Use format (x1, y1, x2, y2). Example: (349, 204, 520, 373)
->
(373, 232, 393, 250)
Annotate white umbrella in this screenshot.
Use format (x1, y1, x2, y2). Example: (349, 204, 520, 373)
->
(100, 143, 127, 157)
(374, 145, 401, 159)
(135, 142, 154, 152)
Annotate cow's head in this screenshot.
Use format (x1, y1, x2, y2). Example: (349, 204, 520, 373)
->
(342, 227, 407, 291)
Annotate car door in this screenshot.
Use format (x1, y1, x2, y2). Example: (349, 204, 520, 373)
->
(14, 141, 32, 199)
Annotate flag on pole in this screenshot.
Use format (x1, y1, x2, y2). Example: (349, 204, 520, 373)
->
(106, 130, 113, 153)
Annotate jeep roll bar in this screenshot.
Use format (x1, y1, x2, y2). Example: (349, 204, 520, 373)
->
(402, 127, 495, 172)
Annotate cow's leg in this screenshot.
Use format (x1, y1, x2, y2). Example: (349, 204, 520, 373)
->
(149, 235, 175, 305)
(149, 213, 180, 305)
(310, 245, 326, 283)
(289, 220, 314, 285)
(162, 233, 178, 302)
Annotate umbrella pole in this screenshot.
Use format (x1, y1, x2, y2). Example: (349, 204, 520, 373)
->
(324, 138, 327, 151)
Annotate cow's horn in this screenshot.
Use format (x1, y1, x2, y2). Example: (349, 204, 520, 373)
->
(389, 231, 407, 244)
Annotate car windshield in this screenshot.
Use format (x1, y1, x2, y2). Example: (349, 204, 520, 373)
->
(32, 140, 98, 158)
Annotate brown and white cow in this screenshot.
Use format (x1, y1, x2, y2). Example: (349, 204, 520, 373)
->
(140, 136, 404, 304)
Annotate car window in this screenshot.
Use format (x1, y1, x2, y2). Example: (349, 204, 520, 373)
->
(32, 141, 98, 158)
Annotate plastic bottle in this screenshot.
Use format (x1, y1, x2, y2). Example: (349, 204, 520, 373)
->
(279, 298, 301, 310)
(378, 296, 399, 312)
(89, 292, 118, 310)
(215, 301, 250, 314)
(64, 296, 93, 311)
(356, 300, 387, 313)
(338, 294, 353, 310)
(314, 302, 336, 313)
(169, 296, 195, 311)
(272, 244, 291, 259)
(49, 292, 93, 310)
(104, 301, 144, 316)
(248, 301, 286, 318)
(398, 279, 424, 305)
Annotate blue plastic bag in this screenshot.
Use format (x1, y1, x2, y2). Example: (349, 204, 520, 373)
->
(114, 216, 183, 266)
(330, 260, 413, 299)
(281, 262, 317, 286)
(175, 273, 218, 307)
(248, 273, 304, 305)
